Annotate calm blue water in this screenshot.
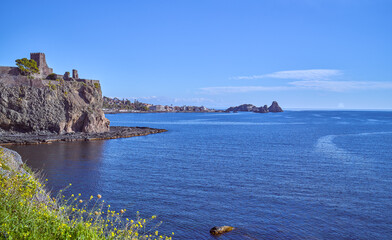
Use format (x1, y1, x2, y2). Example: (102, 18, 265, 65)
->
(9, 111, 392, 239)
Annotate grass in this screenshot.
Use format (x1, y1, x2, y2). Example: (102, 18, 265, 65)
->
(0, 148, 173, 239)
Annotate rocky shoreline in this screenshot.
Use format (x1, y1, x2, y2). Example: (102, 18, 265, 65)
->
(0, 126, 167, 145)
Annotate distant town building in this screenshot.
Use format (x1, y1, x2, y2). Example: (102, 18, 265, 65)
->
(149, 105, 165, 111)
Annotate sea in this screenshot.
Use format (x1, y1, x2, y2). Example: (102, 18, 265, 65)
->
(9, 111, 392, 239)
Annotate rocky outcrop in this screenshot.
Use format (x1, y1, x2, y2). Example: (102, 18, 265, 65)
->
(0, 76, 110, 134)
(226, 101, 283, 113)
(255, 104, 269, 113)
(0, 127, 167, 145)
(226, 104, 258, 112)
(0, 53, 110, 134)
(0, 146, 25, 176)
(268, 101, 283, 112)
(210, 226, 234, 235)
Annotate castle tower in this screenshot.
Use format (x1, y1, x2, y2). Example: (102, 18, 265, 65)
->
(72, 69, 79, 79)
(30, 53, 53, 76)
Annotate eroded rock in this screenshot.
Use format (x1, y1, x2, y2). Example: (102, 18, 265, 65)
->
(210, 226, 234, 235)
(268, 101, 283, 112)
(0, 79, 110, 134)
(226, 101, 283, 113)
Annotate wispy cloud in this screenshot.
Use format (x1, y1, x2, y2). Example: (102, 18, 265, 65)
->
(234, 69, 342, 81)
(200, 86, 291, 94)
(202, 69, 392, 94)
(289, 80, 392, 91)
(173, 97, 215, 104)
(127, 96, 215, 105)
(201, 81, 392, 94)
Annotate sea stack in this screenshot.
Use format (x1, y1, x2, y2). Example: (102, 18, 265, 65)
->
(268, 101, 283, 112)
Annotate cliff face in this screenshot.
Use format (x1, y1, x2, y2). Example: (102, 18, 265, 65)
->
(0, 76, 110, 134)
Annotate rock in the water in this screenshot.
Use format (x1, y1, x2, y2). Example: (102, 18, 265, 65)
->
(255, 104, 269, 113)
(268, 101, 283, 112)
(210, 226, 234, 235)
(226, 101, 283, 113)
(226, 104, 258, 112)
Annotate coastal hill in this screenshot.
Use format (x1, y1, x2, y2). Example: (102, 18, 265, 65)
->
(0, 53, 110, 134)
(103, 96, 223, 113)
(226, 101, 283, 113)
(0, 53, 167, 145)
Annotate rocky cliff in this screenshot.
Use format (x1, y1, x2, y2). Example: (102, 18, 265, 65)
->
(0, 75, 110, 134)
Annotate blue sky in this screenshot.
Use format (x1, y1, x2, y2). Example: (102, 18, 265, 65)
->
(1, 0, 391, 109)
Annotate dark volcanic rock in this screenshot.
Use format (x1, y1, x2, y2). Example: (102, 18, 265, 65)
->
(0, 126, 167, 145)
(226, 104, 258, 112)
(0, 54, 168, 145)
(226, 101, 283, 113)
(268, 101, 283, 112)
(0, 77, 110, 134)
(210, 226, 234, 235)
(255, 105, 269, 113)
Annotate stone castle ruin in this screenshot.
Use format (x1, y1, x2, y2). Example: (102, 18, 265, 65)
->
(30, 52, 53, 76)
(0, 53, 110, 134)
(0, 52, 99, 87)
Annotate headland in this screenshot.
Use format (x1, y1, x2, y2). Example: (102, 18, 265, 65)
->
(0, 53, 166, 145)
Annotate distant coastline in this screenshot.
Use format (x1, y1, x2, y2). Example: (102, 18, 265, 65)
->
(103, 97, 283, 114)
(103, 96, 224, 113)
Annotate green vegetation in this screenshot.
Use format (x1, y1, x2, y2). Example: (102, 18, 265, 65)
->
(47, 81, 57, 91)
(0, 148, 172, 239)
(47, 73, 57, 80)
(15, 58, 39, 76)
(94, 82, 100, 89)
(103, 98, 152, 111)
(56, 78, 65, 85)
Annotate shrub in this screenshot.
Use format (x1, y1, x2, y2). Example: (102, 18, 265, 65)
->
(15, 58, 39, 76)
(47, 81, 57, 90)
(0, 150, 172, 239)
(56, 78, 65, 85)
(47, 73, 57, 80)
